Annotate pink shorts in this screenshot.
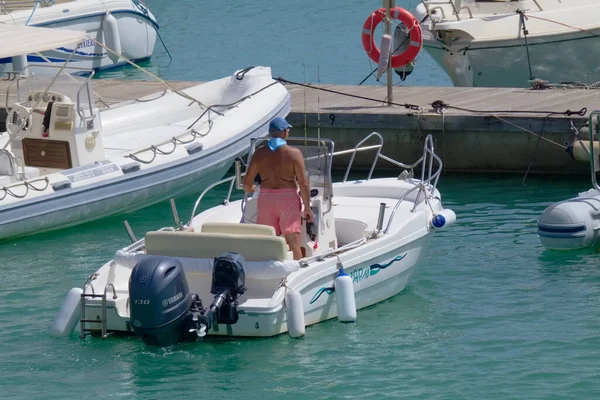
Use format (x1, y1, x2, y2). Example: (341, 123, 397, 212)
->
(257, 188, 302, 235)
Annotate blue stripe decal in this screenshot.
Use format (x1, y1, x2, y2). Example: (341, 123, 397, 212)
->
(538, 225, 586, 234)
(0, 55, 80, 64)
(369, 254, 407, 276)
(309, 253, 408, 304)
(309, 287, 335, 304)
(55, 47, 106, 58)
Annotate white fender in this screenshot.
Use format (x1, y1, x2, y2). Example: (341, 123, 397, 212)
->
(285, 288, 305, 338)
(431, 209, 457, 229)
(50, 287, 83, 337)
(334, 270, 356, 322)
(376, 33, 392, 81)
(103, 12, 122, 62)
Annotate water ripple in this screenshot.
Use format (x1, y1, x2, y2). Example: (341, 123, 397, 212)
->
(2, 174, 600, 398)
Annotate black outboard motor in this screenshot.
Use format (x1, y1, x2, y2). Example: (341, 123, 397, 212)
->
(129, 256, 200, 346)
(128, 253, 247, 346)
(207, 252, 247, 328)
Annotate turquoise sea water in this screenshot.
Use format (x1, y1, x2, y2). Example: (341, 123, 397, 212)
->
(3, 174, 600, 399)
(3, 1, 600, 399)
(96, 0, 452, 87)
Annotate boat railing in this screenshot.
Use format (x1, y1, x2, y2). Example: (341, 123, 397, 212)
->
(189, 173, 241, 223)
(341, 132, 441, 188)
(383, 134, 443, 233)
(342, 132, 383, 182)
(340, 131, 426, 183)
(588, 110, 600, 192)
(120, 226, 176, 253)
(4, 65, 96, 119)
(419, 0, 467, 21)
(188, 132, 442, 224)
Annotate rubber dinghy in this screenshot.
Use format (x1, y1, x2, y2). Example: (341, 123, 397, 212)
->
(51, 133, 457, 346)
(0, 64, 290, 240)
(538, 111, 600, 250)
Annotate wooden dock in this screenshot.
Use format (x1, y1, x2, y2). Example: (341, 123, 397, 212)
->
(1, 78, 596, 174)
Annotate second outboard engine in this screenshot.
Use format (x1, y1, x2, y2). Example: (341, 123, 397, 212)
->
(129, 256, 202, 346)
(206, 252, 247, 327)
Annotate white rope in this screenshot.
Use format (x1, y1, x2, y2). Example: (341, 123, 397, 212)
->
(91, 38, 208, 109)
(490, 114, 567, 149)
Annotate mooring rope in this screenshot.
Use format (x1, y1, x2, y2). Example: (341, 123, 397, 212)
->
(277, 77, 423, 111)
(278, 78, 577, 155)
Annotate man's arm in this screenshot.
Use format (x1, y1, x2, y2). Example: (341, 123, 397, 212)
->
(294, 149, 314, 222)
(243, 157, 260, 193)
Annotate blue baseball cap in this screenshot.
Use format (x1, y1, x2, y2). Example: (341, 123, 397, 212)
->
(269, 116, 292, 133)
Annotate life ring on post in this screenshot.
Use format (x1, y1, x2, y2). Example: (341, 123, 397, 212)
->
(362, 7, 422, 68)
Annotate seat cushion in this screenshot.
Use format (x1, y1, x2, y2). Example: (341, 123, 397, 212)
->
(145, 231, 288, 262)
(200, 222, 276, 236)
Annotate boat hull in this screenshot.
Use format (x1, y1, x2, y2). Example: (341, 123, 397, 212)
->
(0, 1, 157, 74)
(415, 0, 600, 88)
(228, 234, 431, 337)
(86, 229, 432, 338)
(423, 30, 600, 88)
(0, 94, 290, 240)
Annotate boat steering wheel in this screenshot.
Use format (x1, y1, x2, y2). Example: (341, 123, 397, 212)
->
(6, 106, 33, 139)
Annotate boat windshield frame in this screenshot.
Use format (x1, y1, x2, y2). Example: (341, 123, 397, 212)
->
(6, 64, 96, 120)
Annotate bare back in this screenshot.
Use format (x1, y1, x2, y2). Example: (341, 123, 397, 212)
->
(250, 145, 303, 189)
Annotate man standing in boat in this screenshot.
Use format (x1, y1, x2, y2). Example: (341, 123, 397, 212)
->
(243, 117, 314, 260)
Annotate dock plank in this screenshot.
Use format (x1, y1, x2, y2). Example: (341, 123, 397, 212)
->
(1, 79, 595, 117)
(0, 78, 597, 174)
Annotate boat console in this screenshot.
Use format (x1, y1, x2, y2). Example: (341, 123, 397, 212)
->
(2, 68, 103, 178)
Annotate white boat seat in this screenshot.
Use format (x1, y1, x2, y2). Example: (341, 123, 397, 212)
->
(145, 231, 288, 262)
(200, 222, 276, 236)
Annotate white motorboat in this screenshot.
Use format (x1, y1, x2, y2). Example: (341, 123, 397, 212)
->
(0, 25, 290, 240)
(0, 0, 158, 74)
(414, 0, 600, 87)
(538, 111, 600, 250)
(51, 133, 457, 346)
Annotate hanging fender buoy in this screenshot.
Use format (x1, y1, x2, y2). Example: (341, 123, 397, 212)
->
(285, 288, 305, 338)
(103, 12, 122, 63)
(362, 7, 422, 68)
(376, 34, 392, 81)
(50, 287, 83, 337)
(334, 268, 357, 323)
(431, 209, 457, 229)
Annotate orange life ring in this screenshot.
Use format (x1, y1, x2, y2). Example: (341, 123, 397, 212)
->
(361, 7, 422, 68)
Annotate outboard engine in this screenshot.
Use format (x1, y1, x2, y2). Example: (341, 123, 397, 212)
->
(128, 253, 247, 346)
(206, 252, 247, 328)
(129, 256, 200, 346)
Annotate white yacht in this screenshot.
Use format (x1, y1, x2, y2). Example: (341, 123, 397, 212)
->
(415, 0, 600, 87)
